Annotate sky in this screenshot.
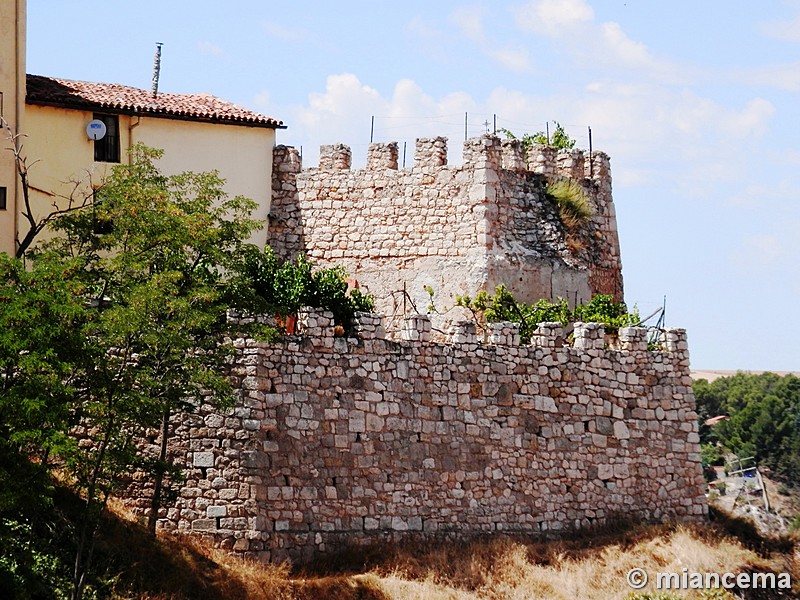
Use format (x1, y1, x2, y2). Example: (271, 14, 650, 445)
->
(26, 0, 800, 371)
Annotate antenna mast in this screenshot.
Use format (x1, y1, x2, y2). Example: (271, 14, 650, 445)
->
(151, 42, 163, 98)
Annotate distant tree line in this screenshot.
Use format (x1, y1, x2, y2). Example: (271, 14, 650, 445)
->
(694, 372, 800, 483)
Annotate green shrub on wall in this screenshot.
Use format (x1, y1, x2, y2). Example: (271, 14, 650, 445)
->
(234, 246, 375, 333)
(446, 286, 638, 344)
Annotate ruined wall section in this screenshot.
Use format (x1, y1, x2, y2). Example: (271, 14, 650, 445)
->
(268, 145, 304, 260)
(269, 134, 625, 320)
(491, 142, 624, 304)
(145, 312, 707, 563)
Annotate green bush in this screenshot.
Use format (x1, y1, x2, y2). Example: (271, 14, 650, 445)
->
(235, 246, 375, 333)
(499, 122, 576, 150)
(451, 287, 637, 344)
(700, 443, 724, 468)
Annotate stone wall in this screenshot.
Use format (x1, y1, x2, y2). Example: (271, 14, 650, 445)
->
(134, 311, 707, 563)
(269, 134, 624, 323)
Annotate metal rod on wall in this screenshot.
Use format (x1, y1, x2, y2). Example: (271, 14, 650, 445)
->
(464, 112, 468, 141)
(493, 114, 496, 134)
(588, 126, 593, 177)
(403, 141, 407, 168)
(370, 116, 375, 143)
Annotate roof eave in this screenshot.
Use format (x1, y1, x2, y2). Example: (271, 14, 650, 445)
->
(26, 97, 286, 130)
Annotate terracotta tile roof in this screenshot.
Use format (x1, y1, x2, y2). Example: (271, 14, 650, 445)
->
(26, 74, 283, 129)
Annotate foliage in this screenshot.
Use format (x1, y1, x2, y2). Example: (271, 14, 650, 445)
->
(573, 294, 639, 334)
(700, 443, 724, 468)
(2, 145, 270, 599)
(499, 121, 577, 150)
(450, 286, 637, 344)
(546, 178, 593, 229)
(234, 246, 375, 333)
(693, 373, 800, 483)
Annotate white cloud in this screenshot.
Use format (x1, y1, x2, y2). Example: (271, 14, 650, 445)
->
(286, 74, 479, 166)
(513, 0, 683, 83)
(600, 22, 653, 69)
(488, 46, 532, 72)
(449, 6, 532, 73)
(758, 12, 800, 43)
(515, 0, 594, 36)
(451, 6, 485, 42)
(405, 16, 441, 40)
(281, 71, 775, 196)
(733, 62, 800, 92)
(733, 234, 786, 273)
(721, 98, 776, 137)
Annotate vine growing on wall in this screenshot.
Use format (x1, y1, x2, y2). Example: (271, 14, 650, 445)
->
(232, 246, 375, 334)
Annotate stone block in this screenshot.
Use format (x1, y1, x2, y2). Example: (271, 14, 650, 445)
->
(193, 451, 214, 468)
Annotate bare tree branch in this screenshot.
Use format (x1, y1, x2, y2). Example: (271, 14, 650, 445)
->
(2, 116, 94, 258)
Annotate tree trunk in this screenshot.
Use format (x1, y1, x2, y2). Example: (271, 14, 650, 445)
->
(147, 405, 171, 536)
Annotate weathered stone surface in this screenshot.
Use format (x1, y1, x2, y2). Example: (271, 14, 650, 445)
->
(268, 134, 624, 321)
(123, 309, 705, 563)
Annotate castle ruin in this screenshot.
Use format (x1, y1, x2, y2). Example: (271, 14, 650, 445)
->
(121, 135, 708, 562)
(127, 312, 707, 562)
(269, 135, 623, 319)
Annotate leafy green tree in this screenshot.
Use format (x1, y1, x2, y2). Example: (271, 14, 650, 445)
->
(43, 145, 260, 599)
(1, 143, 372, 597)
(693, 373, 800, 483)
(0, 254, 87, 598)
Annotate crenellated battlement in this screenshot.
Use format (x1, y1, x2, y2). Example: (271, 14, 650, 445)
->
(268, 133, 623, 328)
(302, 134, 612, 190)
(128, 306, 704, 562)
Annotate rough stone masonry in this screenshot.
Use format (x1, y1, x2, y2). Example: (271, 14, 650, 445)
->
(133, 310, 707, 563)
(269, 134, 623, 322)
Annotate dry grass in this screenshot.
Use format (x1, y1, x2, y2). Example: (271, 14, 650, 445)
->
(546, 178, 593, 230)
(100, 502, 798, 600)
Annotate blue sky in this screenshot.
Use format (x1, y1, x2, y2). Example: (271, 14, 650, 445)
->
(26, 1, 800, 371)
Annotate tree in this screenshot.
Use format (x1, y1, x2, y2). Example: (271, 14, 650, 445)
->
(233, 245, 374, 333)
(0, 253, 88, 597)
(0, 144, 262, 598)
(43, 145, 261, 599)
(693, 373, 800, 482)
(1, 142, 371, 597)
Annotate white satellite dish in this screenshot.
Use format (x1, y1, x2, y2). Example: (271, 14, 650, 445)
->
(86, 119, 107, 141)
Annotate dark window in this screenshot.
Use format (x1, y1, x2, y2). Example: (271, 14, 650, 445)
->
(93, 114, 120, 163)
(0, 187, 6, 210)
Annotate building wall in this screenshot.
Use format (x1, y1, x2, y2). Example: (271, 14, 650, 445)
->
(132, 117, 274, 241)
(269, 135, 624, 325)
(124, 312, 707, 563)
(19, 105, 275, 249)
(0, 0, 26, 255)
